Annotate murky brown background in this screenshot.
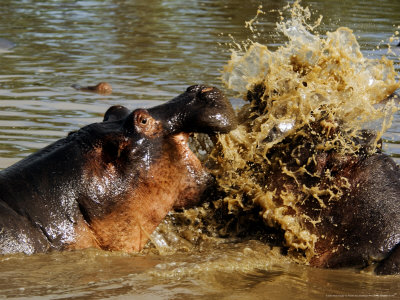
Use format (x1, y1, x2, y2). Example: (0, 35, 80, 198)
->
(0, 0, 400, 299)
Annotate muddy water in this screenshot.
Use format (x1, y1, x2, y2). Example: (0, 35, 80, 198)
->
(214, 1, 400, 262)
(0, 0, 400, 299)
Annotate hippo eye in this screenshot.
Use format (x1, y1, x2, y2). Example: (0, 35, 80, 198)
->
(131, 109, 162, 137)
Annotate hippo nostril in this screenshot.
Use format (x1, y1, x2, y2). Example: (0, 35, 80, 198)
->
(200, 87, 214, 93)
(186, 84, 211, 93)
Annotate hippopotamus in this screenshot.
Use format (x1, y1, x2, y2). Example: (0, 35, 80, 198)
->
(306, 151, 400, 275)
(258, 121, 400, 275)
(71, 82, 112, 94)
(0, 85, 237, 255)
(207, 84, 400, 275)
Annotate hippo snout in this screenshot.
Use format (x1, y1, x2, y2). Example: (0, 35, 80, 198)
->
(148, 85, 238, 135)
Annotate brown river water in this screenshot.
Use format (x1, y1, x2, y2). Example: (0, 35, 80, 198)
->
(1, 0, 400, 299)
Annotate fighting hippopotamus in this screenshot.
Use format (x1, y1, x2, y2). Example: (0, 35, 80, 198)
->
(309, 152, 400, 275)
(208, 85, 400, 275)
(261, 124, 400, 275)
(0, 85, 237, 255)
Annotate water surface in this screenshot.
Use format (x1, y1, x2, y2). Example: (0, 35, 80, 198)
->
(0, 0, 400, 299)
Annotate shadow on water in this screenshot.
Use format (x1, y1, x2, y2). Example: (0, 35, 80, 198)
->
(0, 0, 400, 298)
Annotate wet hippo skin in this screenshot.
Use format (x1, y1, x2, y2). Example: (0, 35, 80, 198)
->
(0, 85, 237, 255)
(253, 120, 400, 275)
(307, 153, 400, 275)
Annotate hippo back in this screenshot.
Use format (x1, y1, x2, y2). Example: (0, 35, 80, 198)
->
(311, 153, 400, 271)
(0, 130, 94, 253)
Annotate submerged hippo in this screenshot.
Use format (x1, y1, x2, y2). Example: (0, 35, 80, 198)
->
(71, 82, 112, 94)
(0, 85, 237, 255)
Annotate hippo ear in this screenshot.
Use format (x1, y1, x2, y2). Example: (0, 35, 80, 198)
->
(103, 105, 130, 122)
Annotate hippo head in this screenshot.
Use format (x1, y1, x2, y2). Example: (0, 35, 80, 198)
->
(73, 85, 237, 252)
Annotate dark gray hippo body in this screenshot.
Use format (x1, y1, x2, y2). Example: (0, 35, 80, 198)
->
(240, 86, 400, 275)
(263, 125, 400, 275)
(306, 152, 400, 275)
(0, 85, 237, 255)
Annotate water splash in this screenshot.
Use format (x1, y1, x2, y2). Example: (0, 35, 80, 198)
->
(212, 1, 400, 261)
(149, 1, 400, 263)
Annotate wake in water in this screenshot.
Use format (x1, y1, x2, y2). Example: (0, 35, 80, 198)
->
(151, 1, 400, 265)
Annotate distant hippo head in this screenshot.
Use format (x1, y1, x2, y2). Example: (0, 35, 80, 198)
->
(0, 85, 237, 254)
